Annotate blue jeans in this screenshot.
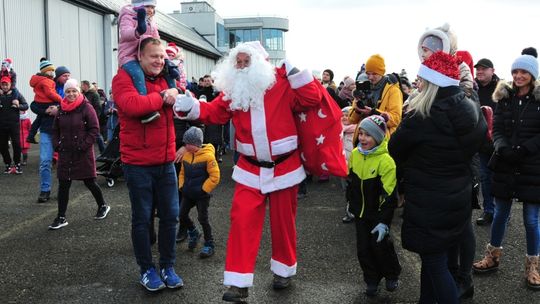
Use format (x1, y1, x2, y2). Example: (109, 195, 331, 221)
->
(479, 153, 494, 214)
(419, 252, 458, 304)
(490, 198, 540, 255)
(123, 163, 179, 272)
(106, 115, 118, 142)
(39, 132, 53, 192)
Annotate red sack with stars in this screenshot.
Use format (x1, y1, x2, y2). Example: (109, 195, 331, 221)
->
(295, 81, 348, 177)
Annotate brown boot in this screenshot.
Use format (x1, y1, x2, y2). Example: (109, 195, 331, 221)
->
(525, 256, 540, 290)
(473, 244, 502, 274)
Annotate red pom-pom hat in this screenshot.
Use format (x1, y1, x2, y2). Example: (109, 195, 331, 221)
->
(418, 51, 460, 87)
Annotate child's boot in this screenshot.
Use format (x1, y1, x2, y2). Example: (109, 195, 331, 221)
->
(187, 227, 200, 250)
(525, 255, 540, 290)
(473, 243, 502, 274)
(199, 240, 215, 258)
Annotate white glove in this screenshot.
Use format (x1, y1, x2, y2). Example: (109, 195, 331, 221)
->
(174, 89, 196, 113)
(370, 223, 389, 243)
(281, 59, 299, 76)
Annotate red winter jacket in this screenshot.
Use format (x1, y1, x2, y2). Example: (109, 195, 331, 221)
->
(112, 69, 176, 166)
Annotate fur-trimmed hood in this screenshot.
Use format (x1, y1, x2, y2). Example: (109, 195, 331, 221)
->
(492, 80, 540, 102)
(417, 23, 458, 61)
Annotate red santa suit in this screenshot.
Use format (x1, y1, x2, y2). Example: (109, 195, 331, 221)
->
(183, 64, 322, 287)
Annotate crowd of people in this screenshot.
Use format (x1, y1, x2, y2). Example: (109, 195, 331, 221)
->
(1, 1, 539, 302)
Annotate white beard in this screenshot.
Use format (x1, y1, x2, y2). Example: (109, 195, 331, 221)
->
(212, 54, 276, 112)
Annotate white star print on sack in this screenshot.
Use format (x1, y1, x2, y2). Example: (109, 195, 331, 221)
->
(294, 81, 348, 177)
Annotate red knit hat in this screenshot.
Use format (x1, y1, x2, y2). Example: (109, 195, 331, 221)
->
(0, 76, 11, 84)
(166, 42, 180, 59)
(418, 51, 460, 87)
(456, 50, 474, 79)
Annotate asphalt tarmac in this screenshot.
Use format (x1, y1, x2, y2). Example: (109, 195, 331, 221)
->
(1, 148, 538, 303)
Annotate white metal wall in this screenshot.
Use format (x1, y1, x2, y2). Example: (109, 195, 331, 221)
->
(47, 0, 105, 87)
(183, 50, 216, 81)
(0, 0, 47, 105)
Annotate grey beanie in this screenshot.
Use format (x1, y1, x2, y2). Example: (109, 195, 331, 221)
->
(359, 115, 387, 145)
(421, 35, 444, 53)
(183, 126, 203, 147)
(511, 55, 539, 79)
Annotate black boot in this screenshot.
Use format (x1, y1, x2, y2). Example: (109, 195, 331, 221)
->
(222, 286, 248, 302)
(272, 274, 291, 290)
(37, 191, 50, 203)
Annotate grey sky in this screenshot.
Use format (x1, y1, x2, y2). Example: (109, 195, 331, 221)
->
(160, 0, 540, 82)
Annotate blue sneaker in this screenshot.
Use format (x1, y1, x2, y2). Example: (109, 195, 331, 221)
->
(140, 268, 165, 291)
(160, 267, 184, 288)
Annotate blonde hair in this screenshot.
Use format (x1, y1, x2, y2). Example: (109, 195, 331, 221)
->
(408, 80, 439, 118)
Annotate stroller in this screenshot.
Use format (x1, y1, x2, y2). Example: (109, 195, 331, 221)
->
(96, 124, 123, 187)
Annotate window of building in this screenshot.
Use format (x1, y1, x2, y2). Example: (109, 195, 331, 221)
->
(229, 28, 261, 48)
(262, 29, 284, 51)
(216, 23, 229, 48)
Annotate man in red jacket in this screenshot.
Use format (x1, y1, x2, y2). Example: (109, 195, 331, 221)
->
(112, 37, 183, 292)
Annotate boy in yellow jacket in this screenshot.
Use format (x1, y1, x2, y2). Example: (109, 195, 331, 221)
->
(178, 126, 221, 258)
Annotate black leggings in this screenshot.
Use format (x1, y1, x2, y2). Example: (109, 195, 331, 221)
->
(0, 125, 21, 165)
(57, 178, 105, 217)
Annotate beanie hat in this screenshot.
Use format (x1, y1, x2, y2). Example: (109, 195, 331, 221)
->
(417, 51, 460, 87)
(343, 76, 355, 87)
(417, 23, 456, 60)
(1, 58, 12, 71)
(323, 69, 334, 81)
(421, 35, 444, 53)
(0, 76, 11, 84)
(183, 126, 203, 147)
(359, 115, 387, 144)
(341, 106, 352, 114)
(456, 50, 474, 79)
(522, 47, 538, 58)
(166, 42, 180, 59)
(511, 54, 539, 79)
(55, 66, 70, 79)
(39, 58, 55, 74)
(365, 54, 385, 76)
(131, 0, 156, 7)
(63, 78, 81, 93)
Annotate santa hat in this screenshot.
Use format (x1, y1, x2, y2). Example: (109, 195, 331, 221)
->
(456, 50, 474, 79)
(166, 42, 180, 59)
(417, 51, 460, 87)
(1, 58, 12, 70)
(233, 41, 269, 60)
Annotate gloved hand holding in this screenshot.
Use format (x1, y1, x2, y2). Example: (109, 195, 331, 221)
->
(174, 90, 196, 113)
(165, 59, 180, 80)
(281, 59, 299, 76)
(371, 223, 389, 243)
(135, 7, 147, 35)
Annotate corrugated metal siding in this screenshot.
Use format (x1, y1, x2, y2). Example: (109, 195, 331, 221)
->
(47, 0, 81, 78)
(0, 0, 5, 57)
(2, 0, 46, 108)
(183, 50, 216, 80)
(48, 0, 105, 87)
(78, 9, 105, 87)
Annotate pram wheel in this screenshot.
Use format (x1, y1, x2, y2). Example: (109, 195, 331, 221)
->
(106, 178, 115, 188)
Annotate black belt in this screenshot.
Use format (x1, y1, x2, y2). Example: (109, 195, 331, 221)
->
(243, 151, 295, 168)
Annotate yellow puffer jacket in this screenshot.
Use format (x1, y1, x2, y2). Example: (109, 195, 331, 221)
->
(179, 144, 220, 198)
(349, 80, 403, 146)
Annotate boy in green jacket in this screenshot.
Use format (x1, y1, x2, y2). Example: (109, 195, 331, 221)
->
(347, 114, 401, 297)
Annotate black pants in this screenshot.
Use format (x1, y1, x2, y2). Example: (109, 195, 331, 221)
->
(0, 125, 21, 165)
(447, 219, 475, 285)
(355, 218, 401, 284)
(179, 194, 212, 242)
(58, 178, 105, 217)
(28, 115, 41, 138)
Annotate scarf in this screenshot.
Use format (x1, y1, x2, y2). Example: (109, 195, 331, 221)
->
(357, 143, 379, 155)
(61, 94, 84, 112)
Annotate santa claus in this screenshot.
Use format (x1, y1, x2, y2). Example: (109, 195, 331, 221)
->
(175, 41, 329, 302)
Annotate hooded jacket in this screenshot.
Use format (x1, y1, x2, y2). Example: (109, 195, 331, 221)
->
(388, 86, 487, 254)
(118, 5, 160, 67)
(29, 74, 62, 104)
(0, 88, 28, 129)
(347, 140, 397, 225)
(490, 80, 540, 203)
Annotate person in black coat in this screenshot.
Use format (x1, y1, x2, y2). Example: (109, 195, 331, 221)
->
(473, 54, 540, 290)
(0, 76, 28, 173)
(388, 52, 486, 304)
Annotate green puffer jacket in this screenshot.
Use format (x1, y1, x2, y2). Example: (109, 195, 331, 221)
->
(346, 140, 397, 225)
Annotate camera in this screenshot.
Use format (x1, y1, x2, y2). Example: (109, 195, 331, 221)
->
(353, 80, 371, 108)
